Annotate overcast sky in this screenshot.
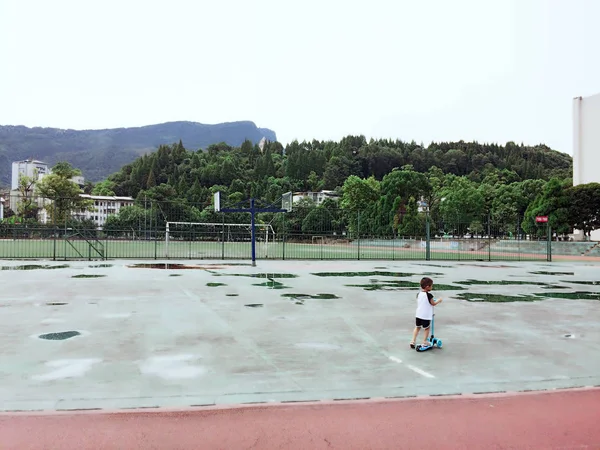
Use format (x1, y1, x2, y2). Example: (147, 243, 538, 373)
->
(1, 0, 599, 155)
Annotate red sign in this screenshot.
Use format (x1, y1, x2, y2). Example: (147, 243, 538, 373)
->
(535, 216, 549, 223)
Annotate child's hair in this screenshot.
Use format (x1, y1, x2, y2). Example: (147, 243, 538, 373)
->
(420, 277, 433, 289)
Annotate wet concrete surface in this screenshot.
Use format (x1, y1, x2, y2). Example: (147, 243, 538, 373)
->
(1, 259, 599, 411)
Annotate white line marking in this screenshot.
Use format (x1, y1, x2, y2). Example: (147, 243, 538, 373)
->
(407, 364, 435, 379)
(389, 356, 402, 364)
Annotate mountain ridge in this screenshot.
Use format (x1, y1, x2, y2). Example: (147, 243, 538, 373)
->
(0, 120, 277, 185)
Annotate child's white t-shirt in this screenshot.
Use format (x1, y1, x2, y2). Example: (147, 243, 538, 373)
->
(415, 291, 433, 320)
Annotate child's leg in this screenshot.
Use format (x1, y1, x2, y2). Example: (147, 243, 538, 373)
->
(421, 326, 431, 345)
(411, 326, 420, 345)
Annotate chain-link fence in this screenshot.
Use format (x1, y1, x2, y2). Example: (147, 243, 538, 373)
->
(0, 195, 574, 261)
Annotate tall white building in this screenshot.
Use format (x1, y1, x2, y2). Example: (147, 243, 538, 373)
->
(11, 159, 49, 190)
(572, 93, 600, 241)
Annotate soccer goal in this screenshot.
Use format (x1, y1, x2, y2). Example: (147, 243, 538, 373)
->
(164, 221, 276, 258)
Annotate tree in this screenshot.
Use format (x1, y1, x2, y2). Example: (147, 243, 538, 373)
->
(523, 178, 571, 237)
(16, 173, 39, 221)
(567, 183, 600, 239)
(35, 162, 93, 224)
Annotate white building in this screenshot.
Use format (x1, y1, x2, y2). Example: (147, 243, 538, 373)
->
(292, 190, 339, 205)
(572, 93, 600, 241)
(0, 196, 4, 220)
(74, 194, 135, 228)
(11, 159, 49, 190)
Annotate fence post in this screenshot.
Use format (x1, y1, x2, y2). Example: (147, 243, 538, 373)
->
(488, 213, 491, 262)
(357, 212, 361, 261)
(282, 213, 286, 261)
(547, 223, 552, 261)
(53, 226, 57, 261)
(425, 215, 431, 261)
(221, 212, 225, 260)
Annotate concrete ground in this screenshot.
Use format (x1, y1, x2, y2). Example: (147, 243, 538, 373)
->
(1, 259, 599, 412)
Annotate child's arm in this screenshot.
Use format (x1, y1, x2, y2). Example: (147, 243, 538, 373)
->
(430, 297, 443, 306)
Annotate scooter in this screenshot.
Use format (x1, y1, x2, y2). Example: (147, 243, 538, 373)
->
(416, 313, 443, 352)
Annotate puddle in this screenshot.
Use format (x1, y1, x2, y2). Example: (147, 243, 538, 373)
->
(530, 271, 574, 276)
(1, 264, 70, 270)
(282, 293, 340, 300)
(534, 292, 600, 300)
(346, 281, 464, 291)
(207, 282, 226, 287)
(46, 302, 68, 306)
(72, 274, 106, 278)
(562, 280, 600, 285)
(38, 331, 81, 340)
(127, 263, 232, 270)
(541, 285, 570, 289)
(564, 334, 575, 339)
(252, 280, 290, 289)
(456, 280, 550, 286)
(245, 303, 263, 308)
(89, 264, 113, 268)
(455, 293, 542, 302)
(169, 274, 182, 277)
(226, 293, 239, 297)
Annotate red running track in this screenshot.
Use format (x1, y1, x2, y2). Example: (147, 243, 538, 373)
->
(2, 388, 599, 449)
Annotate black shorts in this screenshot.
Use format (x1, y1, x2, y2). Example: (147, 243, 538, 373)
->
(415, 317, 431, 329)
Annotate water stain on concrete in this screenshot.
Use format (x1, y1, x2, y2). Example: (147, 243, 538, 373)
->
(347, 281, 464, 291)
(252, 280, 290, 289)
(281, 293, 340, 300)
(455, 293, 542, 303)
(530, 271, 574, 276)
(38, 331, 81, 340)
(456, 279, 550, 286)
(312, 271, 418, 278)
(245, 303, 264, 308)
(2, 264, 70, 270)
(535, 291, 600, 301)
(127, 263, 231, 270)
(46, 302, 68, 306)
(214, 273, 298, 278)
(72, 274, 106, 278)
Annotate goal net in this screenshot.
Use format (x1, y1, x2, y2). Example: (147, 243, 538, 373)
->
(164, 221, 276, 258)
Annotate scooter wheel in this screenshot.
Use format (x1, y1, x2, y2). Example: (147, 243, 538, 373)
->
(437, 339, 443, 348)
(432, 338, 437, 345)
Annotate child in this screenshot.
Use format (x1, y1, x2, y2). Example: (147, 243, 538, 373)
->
(410, 277, 443, 349)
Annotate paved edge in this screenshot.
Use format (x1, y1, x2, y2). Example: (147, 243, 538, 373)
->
(2, 385, 598, 416)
